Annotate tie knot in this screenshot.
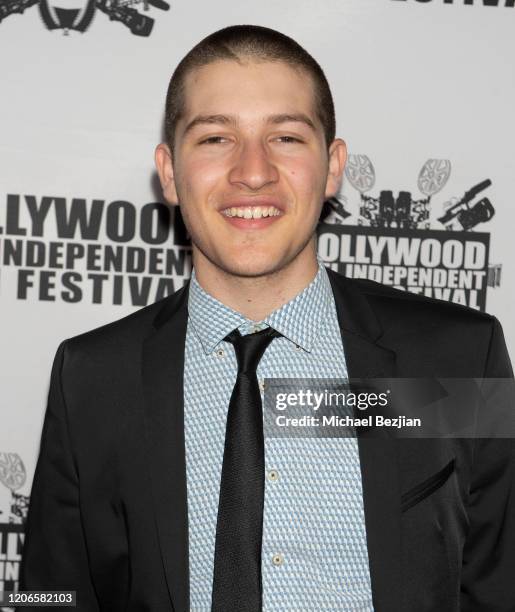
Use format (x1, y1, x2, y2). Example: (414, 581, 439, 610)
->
(223, 325, 281, 374)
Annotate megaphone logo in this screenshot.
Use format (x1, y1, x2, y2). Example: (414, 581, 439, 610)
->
(39, 0, 96, 32)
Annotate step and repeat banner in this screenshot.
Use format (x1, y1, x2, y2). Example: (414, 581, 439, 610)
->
(0, 0, 514, 598)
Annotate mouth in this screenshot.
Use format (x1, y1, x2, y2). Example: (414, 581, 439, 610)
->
(221, 205, 282, 219)
(219, 203, 284, 229)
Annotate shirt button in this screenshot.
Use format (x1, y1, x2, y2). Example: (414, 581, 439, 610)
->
(272, 553, 284, 566)
(215, 348, 225, 357)
(268, 469, 279, 482)
(294, 344, 302, 351)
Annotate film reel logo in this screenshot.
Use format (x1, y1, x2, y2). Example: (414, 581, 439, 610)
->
(345, 156, 451, 229)
(0, 453, 29, 524)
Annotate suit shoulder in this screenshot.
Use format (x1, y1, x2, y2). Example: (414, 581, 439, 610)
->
(63, 283, 188, 355)
(326, 269, 510, 376)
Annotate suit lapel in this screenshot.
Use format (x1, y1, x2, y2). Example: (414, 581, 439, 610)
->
(142, 282, 190, 612)
(327, 270, 402, 612)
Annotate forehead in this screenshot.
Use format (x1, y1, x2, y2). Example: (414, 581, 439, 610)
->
(180, 59, 318, 123)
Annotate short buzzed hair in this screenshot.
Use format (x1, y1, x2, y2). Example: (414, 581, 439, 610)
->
(164, 24, 336, 153)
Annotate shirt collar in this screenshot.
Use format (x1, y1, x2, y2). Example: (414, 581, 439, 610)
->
(187, 256, 333, 355)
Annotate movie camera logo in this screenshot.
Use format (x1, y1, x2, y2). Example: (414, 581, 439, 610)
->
(392, 0, 514, 7)
(318, 155, 501, 311)
(0, 0, 170, 36)
(0, 453, 28, 598)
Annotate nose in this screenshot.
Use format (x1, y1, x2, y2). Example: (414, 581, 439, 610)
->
(228, 141, 279, 191)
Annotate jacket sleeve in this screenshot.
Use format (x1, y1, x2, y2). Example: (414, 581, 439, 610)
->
(460, 317, 515, 611)
(18, 341, 100, 611)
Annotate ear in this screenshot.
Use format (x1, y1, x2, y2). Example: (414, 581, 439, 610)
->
(154, 142, 179, 205)
(324, 138, 347, 199)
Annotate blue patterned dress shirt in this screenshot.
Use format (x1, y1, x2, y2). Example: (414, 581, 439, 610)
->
(184, 257, 374, 611)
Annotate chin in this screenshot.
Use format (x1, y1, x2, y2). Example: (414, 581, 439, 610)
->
(217, 253, 285, 279)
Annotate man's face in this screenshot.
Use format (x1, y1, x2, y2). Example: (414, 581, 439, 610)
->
(156, 58, 346, 278)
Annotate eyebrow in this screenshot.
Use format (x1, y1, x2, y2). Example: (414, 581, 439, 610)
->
(182, 113, 317, 135)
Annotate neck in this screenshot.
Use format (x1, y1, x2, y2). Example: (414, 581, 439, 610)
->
(193, 241, 319, 321)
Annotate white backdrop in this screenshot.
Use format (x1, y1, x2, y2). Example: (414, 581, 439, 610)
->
(0, 0, 514, 595)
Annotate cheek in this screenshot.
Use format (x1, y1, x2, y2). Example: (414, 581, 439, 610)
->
(180, 158, 225, 209)
(285, 158, 326, 210)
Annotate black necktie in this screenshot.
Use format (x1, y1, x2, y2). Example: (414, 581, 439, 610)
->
(211, 325, 281, 612)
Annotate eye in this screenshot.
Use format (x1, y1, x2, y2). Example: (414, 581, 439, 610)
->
(199, 136, 228, 145)
(275, 136, 303, 144)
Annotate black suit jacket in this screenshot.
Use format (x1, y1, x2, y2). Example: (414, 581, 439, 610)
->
(19, 269, 515, 611)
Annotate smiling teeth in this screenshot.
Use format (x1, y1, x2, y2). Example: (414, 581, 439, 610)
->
(222, 206, 282, 218)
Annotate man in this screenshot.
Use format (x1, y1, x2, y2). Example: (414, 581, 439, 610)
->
(20, 24, 514, 612)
